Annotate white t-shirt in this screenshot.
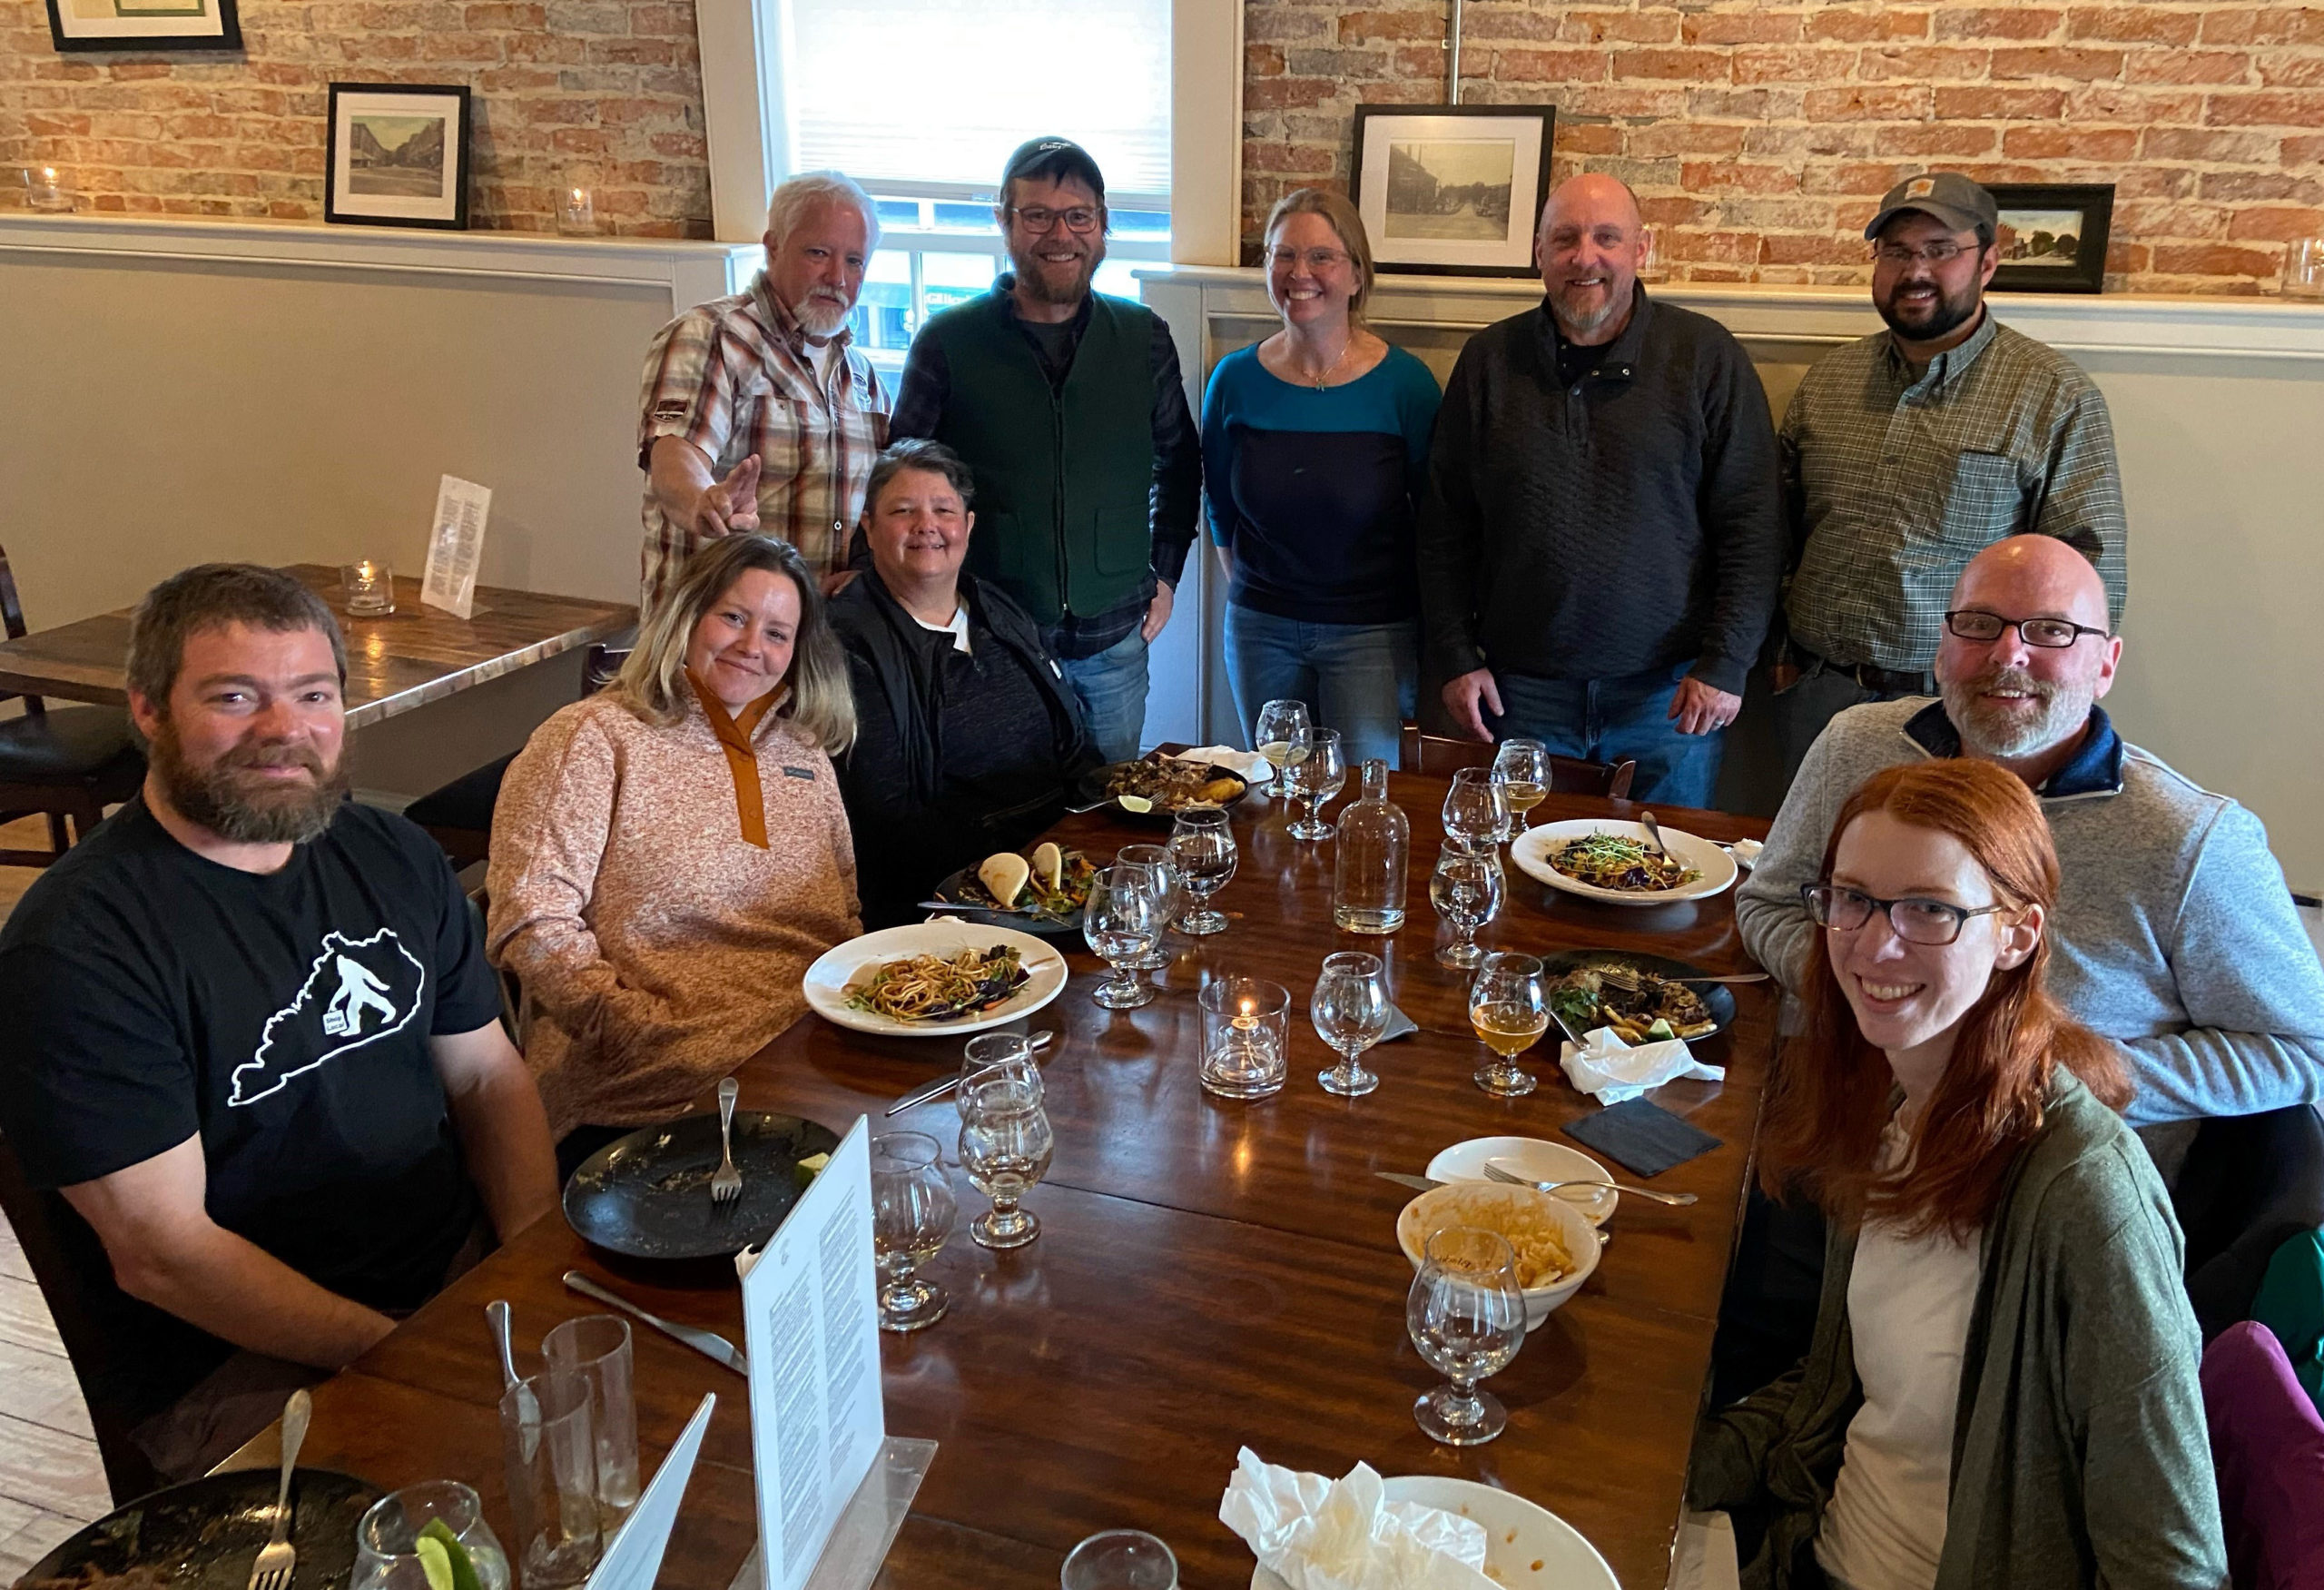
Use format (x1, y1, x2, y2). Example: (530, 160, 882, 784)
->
(1814, 1124, 1984, 1590)
(911, 605, 971, 655)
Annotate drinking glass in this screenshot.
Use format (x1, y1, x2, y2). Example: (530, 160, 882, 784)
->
(353, 1483, 512, 1590)
(1491, 738, 1551, 835)
(870, 1131, 956, 1331)
(957, 1064, 1054, 1249)
(1442, 766, 1510, 855)
(1082, 864, 1165, 1009)
(1284, 726, 1346, 841)
(1114, 843, 1181, 971)
(541, 1315, 640, 1530)
(1468, 952, 1548, 1098)
(958, 1032, 1039, 1116)
(497, 1368, 600, 1589)
(2283, 235, 2324, 299)
(1407, 1227, 1527, 1447)
(1310, 951, 1390, 1098)
(340, 560, 396, 617)
(1430, 847, 1502, 969)
(1060, 1529, 1179, 1590)
(1167, 807, 1237, 935)
(1254, 699, 1310, 782)
(1197, 976, 1290, 1100)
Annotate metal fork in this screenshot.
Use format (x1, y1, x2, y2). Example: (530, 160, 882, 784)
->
(1483, 1158, 1699, 1207)
(710, 1076, 743, 1204)
(247, 1387, 310, 1590)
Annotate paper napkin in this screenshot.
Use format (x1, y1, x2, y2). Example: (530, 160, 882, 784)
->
(1220, 1449, 1496, 1590)
(1171, 746, 1275, 785)
(1559, 1026, 1725, 1106)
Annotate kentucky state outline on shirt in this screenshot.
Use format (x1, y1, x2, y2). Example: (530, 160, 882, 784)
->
(229, 927, 428, 1107)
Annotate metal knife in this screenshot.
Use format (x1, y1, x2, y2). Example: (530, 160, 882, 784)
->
(1374, 1171, 1443, 1193)
(884, 1031, 1056, 1117)
(563, 1270, 748, 1377)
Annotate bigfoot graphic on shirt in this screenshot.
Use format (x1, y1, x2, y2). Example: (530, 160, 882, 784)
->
(230, 927, 428, 1106)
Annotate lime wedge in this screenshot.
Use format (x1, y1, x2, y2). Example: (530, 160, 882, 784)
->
(415, 1536, 453, 1590)
(795, 1151, 832, 1189)
(419, 1518, 483, 1590)
(1117, 795, 1153, 814)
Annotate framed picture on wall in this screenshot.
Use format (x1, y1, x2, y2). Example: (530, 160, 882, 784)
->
(1984, 183, 2114, 294)
(1349, 104, 1556, 278)
(325, 83, 472, 231)
(44, 0, 241, 52)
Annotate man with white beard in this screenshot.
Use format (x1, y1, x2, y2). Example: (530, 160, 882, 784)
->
(1739, 532, 2324, 1130)
(635, 171, 890, 613)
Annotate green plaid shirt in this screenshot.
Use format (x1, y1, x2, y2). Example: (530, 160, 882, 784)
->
(1779, 311, 2127, 673)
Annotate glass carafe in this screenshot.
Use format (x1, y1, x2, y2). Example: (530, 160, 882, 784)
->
(1332, 758, 1408, 934)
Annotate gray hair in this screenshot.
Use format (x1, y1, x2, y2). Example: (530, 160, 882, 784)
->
(764, 171, 880, 252)
(863, 439, 976, 520)
(127, 563, 347, 709)
(613, 535, 856, 755)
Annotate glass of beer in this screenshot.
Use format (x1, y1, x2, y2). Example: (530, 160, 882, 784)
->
(1491, 738, 1551, 835)
(1468, 952, 1549, 1098)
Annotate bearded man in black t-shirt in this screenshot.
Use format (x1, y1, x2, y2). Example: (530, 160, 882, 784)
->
(0, 564, 558, 1480)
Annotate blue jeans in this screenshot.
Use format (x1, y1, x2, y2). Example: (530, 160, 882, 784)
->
(1489, 663, 1724, 808)
(1058, 627, 1149, 764)
(1223, 606, 1417, 770)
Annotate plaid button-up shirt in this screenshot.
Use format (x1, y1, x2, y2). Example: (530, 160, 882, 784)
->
(1780, 311, 2127, 673)
(636, 272, 891, 613)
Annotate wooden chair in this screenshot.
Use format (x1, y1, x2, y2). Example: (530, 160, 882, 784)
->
(1398, 726, 1637, 799)
(0, 1127, 163, 1506)
(0, 543, 145, 868)
(407, 645, 629, 867)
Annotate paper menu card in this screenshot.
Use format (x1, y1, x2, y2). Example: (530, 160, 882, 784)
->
(422, 474, 491, 619)
(585, 1392, 715, 1590)
(734, 1116, 883, 1590)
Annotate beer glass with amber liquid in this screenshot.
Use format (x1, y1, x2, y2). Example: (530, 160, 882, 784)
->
(1468, 952, 1549, 1098)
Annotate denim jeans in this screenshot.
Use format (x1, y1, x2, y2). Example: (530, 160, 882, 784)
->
(1223, 606, 1418, 769)
(1489, 662, 1725, 808)
(1057, 627, 1149, 764)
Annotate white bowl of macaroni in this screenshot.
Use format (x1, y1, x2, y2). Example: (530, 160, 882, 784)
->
(1396, 1180, 1600, 1330)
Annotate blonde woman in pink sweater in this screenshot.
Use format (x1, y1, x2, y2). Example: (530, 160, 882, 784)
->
(487, 535, 860, 1170)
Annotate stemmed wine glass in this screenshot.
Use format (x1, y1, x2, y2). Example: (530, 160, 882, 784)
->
(1284, 726, 1346, 841)
(1083, 864, 1166, 1009)
(1254, 699, 1310, 785)
(1491, 738, 1551, 836)
(958, 1032, 1035, 1113)
(1429, 847, 1502, 969)
(1167, 808, 1237, 935)
(956, 1063, 1054, 1249)
(869, 1131, 956, 1332)
(1407, 1226, 1527, 1446)
(1113, 843, 1181, 972)
(1468, 951, 1549, 1098)
(1310, 951, 1390, 1097)
(1442, 766, 1511, 855)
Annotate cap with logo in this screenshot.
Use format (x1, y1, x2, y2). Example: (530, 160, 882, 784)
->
(1864, 172, 1998, 242)
(1000, 136, 1107, 208)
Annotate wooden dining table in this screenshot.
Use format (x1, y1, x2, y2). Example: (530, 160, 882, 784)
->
(0, 565, 633, 730)
(227, 772, 1777, 1590)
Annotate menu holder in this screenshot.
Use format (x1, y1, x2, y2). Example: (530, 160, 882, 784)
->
(734, 1118, 932, 1590)
(586, 1392, 715, 1590)
(422, 474, 491, 620)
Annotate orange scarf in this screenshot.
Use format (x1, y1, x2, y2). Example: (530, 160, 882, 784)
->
(684, 669, 782, 848)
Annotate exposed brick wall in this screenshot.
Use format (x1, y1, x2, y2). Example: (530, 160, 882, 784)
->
(0, 0, 712, 235)
(1244, 1, 2324, 292)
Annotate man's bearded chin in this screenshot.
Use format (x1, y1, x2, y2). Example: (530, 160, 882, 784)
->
(1011, 238, 1103, 306)
(150, 717, 348, 844)
(794, 292, 853, 338)
(1941, 665, 2095, 759)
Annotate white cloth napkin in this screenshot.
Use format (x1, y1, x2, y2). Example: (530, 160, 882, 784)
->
(1559, 1025, 1726, 1105)
(1172, 745, 1275, 785)
(1219, 1448, 1496, 1590)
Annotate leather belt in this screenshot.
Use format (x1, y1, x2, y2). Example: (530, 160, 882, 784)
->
(1847, 661, 1933, 696)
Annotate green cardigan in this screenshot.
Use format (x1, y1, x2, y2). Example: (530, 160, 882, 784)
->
(1689, 1073, 2227, 1589)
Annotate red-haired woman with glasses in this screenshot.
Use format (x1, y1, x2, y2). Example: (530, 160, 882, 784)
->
(1689, 758, 2223, 1590)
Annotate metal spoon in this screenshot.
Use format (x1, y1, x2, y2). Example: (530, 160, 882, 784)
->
(1640, 809, 1669, 858)
(1484, 1158, 1699, 1207)
(487, 1299, 520, 1389)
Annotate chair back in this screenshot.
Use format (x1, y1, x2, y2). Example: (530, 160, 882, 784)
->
(0, 1127, 162, 1505)
(2173, 1103, 2324, 1339)
(0, 541, 49, 716)
(2201, 1320, 2324, 1589)
(582, 645, 630, 696)
(1397, 726, 1636, 798)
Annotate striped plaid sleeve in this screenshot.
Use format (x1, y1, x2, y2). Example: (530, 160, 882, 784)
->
(635, 308, 731, 470)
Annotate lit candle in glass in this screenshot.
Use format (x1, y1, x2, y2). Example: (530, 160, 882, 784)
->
(340, 559, 395, 617)
(28, 166, 72, 213)
(1200, 978, 1289, 1100)
(558, 183, 596, 236)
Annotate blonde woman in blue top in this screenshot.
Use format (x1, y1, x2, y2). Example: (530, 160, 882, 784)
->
(1202, 187, 1442, 767)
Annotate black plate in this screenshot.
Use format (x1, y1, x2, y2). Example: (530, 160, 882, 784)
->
(1074, 758, 1250, 824)
(563, 1111, 843, 1261)
(1539, 949, 1738, 1042)
(22, 1469, 382, 1590)
(931, 852, 1096, 940)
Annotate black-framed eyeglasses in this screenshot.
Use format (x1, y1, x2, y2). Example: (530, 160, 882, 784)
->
(1801, 884, 2004, 946)
(1944, 608, 2111, 648)
(1872, 240, 1971, 266)
(1265, 246, 1351, 272)
(1010, 204, 1100, 235)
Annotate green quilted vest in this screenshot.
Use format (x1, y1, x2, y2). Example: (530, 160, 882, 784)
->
(921, 288, 1157, 627)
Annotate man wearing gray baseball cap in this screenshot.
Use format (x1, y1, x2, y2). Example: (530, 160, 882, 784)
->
(1752, 170, 2128, 789)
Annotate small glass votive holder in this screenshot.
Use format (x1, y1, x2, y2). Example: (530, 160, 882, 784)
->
(1060, 1528, 1178, 1590)
(341, 559, 395, 616)
(352, 1482, 512, 1590)
(26, 165, 72, 212)
(557, 183, 596, 236)
(499, 1368, 601, 1590)
(2283, 236, 2324, 300)
(1197, 977, 1289, 1100)
(542, 1315, 640, 1530)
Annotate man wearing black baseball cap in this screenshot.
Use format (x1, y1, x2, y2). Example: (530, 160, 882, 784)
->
(875, 135, 1201, 762)
(1754, 169, 2128, 792)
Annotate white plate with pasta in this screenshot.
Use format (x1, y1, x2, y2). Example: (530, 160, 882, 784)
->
(1510, 818, 1738, 906)
(803, 922, 1069, 1037)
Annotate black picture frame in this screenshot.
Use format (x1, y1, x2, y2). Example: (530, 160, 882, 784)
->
(1984, 183, 2114, 294)
(1349, 103, 1557, 279)
(44, 0, 241, 53)
(324, 82, 472, 232)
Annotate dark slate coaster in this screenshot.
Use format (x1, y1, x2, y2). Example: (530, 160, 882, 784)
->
(1561, 1097, 1722, 1178)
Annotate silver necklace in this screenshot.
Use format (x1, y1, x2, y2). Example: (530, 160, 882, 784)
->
(1288, 334, 1352, 390)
